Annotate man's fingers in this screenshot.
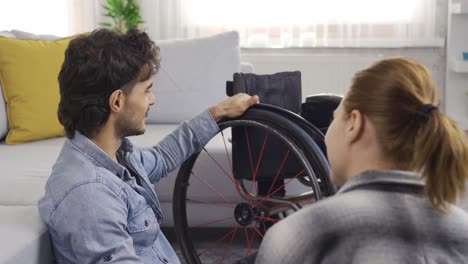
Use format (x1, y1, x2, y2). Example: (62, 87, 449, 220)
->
(251, 95, 260, 104)
(246, 95, 259, 106)
(215, 94, 260, 119)
(239, 95, 259, 113)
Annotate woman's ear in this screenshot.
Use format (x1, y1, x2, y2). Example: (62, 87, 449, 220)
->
(345, 109, 364, 143)
(108, 89, 124, 113)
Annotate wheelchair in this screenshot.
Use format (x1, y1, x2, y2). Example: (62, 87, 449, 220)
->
(173, 72, 342, 264)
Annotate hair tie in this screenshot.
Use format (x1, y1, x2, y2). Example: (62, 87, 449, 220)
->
(420, 104, 438, 115)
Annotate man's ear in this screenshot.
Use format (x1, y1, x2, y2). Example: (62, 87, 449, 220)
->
(345, 109, 364, 143)
(109, 89, 125, 113)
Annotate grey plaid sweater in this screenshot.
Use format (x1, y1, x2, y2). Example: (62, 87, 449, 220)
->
(255, 170, 468, 264)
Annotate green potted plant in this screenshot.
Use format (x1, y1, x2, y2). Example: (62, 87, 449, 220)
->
(100, 0, 144, 33)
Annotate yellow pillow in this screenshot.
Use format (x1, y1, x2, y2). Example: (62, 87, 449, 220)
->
(0, 36, 73, 144)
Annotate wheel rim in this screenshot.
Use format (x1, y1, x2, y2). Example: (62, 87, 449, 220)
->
(174, 119, 325, 264)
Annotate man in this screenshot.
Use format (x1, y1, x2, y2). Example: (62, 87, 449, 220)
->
(38, 28, 259, 263)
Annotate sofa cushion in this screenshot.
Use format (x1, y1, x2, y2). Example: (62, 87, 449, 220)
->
(0, 36, 72, 144)
(0, 206, 53, 264)
(0, 125, 182, 206)
(0, 122, 240, 229)
(146, 31, 240, 124)
(0, 137, 66, 205)
(0, 121, 235, 202)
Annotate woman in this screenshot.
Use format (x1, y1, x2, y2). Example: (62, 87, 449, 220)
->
(255, 57, 468, 263)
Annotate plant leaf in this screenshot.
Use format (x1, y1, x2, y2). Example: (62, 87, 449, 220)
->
(101, 0, 145, 32)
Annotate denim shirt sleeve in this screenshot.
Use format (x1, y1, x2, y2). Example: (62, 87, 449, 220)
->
(136, 109, 220, 183)
(49, 181, 143, 263)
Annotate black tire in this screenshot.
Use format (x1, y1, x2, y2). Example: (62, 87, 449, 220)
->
(173, 105, 334, 264)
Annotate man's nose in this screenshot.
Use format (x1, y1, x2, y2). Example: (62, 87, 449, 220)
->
(149, 92, 156, 106)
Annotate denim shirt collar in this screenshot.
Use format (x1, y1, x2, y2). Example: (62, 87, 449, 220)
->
(119, 137, 134, 153)
(337, 170, 424, 194)
(70, 131, 132, 178)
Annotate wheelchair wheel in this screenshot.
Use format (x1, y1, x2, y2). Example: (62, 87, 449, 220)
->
(173, 105, 334, 264)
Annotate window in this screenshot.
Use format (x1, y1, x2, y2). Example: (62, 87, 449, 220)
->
(148, 0, 441, 48)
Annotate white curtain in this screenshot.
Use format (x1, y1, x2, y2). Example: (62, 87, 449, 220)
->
(68, 0, 100, 35)
(140, 0, 440, 48)
(0, 0, 440, 47)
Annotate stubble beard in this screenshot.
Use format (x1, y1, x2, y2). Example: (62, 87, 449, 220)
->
(115, 114, 145, 138)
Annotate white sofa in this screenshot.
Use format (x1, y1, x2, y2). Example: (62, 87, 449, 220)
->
(0, 30, 253, 264)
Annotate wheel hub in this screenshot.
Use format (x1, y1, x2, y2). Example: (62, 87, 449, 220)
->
(234, 203, 255, 226)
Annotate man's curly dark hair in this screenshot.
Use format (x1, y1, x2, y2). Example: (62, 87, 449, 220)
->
(58, 28, 160, 139)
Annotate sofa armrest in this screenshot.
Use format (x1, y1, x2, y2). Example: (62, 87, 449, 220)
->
(241, 62, 255, 73)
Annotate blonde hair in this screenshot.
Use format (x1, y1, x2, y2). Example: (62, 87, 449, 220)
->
(344, 57, 468, 210)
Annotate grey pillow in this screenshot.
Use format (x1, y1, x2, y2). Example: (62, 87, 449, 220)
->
(146, 31, 241, 124)
(10, 29, 61, 40)
(0, 31, 15, 38)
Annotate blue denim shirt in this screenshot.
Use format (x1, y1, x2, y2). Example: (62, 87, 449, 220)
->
(38, 110, 219, 263)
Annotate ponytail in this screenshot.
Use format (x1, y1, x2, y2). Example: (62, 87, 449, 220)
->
(413, 111, 468, 210)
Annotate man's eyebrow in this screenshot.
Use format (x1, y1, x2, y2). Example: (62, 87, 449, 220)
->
(147, 83, 153, 89)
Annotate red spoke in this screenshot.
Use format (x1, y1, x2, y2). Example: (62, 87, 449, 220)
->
(244, 227, 251, 256)
(248, 132, 269, 197)
(198, 226, 239, 257)
(253, 169, 305, 208)
(221, 131, 241, 203)
(219, 226, 239, 264)
(192, 172, 235, 208)
(193, 216, 234, 228)
(252, 225, 264, 238)
(255, 216, 280, 223)
(244, 128, 255, 204)
(245, 180, 257, 204)
(202, 148, 236, 185)
(244, 127, 255, 178)
(266, 148, 291, 197)
(253, 132, 269, 179)
(186, 199, 234, 208)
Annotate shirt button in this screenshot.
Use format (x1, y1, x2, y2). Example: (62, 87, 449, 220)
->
(144, 220, 149, 227)
(104, 255, 112, 262)
(163, 258, 168, 263)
